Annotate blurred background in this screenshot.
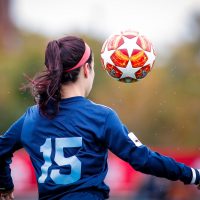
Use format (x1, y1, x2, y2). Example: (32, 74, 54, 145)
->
(0, 0, 200, 199)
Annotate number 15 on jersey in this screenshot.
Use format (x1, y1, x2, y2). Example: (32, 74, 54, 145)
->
(38, 137, 82, 185)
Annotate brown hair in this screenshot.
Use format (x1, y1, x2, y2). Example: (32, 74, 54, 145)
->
(26, 36, 92, 118)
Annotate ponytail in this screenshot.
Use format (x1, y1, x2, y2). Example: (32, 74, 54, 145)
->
(32, 40, 62, 118)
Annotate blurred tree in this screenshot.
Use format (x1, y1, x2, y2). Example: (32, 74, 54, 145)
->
(0, 33, 46, 132)
(189, 11, 200, 42)
(0, 0, 18, 51)
(0, 4, 200, 150)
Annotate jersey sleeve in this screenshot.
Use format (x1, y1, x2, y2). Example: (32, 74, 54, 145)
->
(0, 113, 26, 191)
(103, 109, 199, 185)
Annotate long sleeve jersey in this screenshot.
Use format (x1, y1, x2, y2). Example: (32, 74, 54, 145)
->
(0, 96, 199, 199)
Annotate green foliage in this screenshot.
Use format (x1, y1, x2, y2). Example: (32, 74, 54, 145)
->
(0, 32, 46, 132)
(0, 20, 200, 148)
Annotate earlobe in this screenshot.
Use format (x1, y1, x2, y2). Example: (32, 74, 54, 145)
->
(83, 63, 89, 78)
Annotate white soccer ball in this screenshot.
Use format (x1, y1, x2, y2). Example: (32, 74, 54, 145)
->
(100, 30, 156, 83)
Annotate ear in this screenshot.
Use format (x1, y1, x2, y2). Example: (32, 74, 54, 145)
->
(83, 63, 90, 78)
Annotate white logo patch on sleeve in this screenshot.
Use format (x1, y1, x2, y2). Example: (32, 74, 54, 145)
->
(128, 132, 143, 147)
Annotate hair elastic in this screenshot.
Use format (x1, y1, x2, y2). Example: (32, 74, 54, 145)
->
(64, 43, 91, 73)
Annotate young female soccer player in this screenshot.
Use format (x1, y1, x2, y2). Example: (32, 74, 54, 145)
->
(0, 36, 199, 200)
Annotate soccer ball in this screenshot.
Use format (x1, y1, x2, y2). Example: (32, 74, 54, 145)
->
(100, 30, 156, 83)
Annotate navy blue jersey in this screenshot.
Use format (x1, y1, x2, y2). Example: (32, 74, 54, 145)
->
(0, 96, 199, 199)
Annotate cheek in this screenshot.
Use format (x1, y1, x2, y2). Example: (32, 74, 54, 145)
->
(93, 68, 95, 77)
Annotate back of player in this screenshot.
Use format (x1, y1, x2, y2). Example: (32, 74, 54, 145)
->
(21, 97, 111, 199)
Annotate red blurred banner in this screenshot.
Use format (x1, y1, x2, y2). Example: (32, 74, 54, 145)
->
(11, 148, 200, 197)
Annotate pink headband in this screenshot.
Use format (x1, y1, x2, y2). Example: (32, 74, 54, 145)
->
(64, 43, 91, 73)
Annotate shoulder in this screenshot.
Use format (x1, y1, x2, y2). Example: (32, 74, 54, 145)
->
(87, 99, 116, 115)
(86, 100, 122, 128)
(23, 105, 40, 120)
(26, 105, 39, 113)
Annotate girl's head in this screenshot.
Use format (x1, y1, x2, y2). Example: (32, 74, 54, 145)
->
(29, 36, 93, 118)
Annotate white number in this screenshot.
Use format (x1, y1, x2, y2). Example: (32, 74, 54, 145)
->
(38, 138, 52, 183)
(38, 137, 82, 185)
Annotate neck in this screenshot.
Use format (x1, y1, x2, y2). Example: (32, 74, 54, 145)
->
(61, 83, 85, 99)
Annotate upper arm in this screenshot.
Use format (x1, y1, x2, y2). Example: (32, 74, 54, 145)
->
(103, 110, 193, 184)
(0, 113, 26, 157)
(102, 110, 142, 161)
(0, 112, 26, 190)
